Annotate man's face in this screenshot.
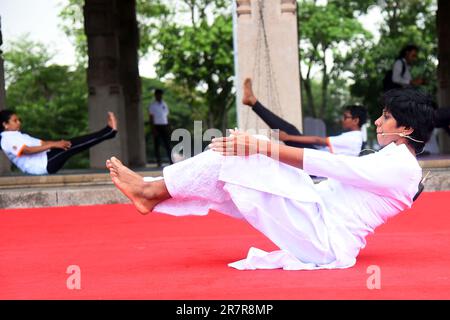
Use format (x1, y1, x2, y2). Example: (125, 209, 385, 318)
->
(405, 49, 418, 64)
(155, 92, 162, 101)
(341, 111, 357, 130)
(3, 114, 21, 131)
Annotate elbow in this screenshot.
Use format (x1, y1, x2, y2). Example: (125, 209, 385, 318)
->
(316, 137, 327, 145)
(17, 145, 27, 157)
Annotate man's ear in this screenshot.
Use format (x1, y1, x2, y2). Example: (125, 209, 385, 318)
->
(403, 126, 414, 136)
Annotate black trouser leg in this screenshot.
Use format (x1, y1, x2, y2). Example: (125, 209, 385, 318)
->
(153, 129, 162, 166)
(251, 101, 316, 149)
(154, 125, 173, 165)
(160, 126, 173, 164)
(46, 126, 117, 174)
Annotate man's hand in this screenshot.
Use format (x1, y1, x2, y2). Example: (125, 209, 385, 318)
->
(51, 140, 72, 150)
(209, 129, 263, 156)
(278, 130, 291, 141)
(411, 78, 424, 86)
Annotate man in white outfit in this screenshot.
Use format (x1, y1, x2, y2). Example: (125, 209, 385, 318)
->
(241, 78, 367, 157)
(148, 89, 173, 167)
(384, 44, 424, 91)
(107, 88, 435, 270)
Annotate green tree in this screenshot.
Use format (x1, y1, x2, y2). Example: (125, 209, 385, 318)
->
(154, 11, 235, 132)
(348, 0, 437, 122)
(58, 0, 235, 131)
(4, 37, 89, 168)
(298, 0, 372, 121)
(59, 0, 170, 65)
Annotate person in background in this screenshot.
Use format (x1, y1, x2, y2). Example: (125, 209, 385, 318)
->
(0, 110, 117, 175)
(148, 89, 173, 167)
(242, 78, 367, 156)
(384, 44, 425, 91)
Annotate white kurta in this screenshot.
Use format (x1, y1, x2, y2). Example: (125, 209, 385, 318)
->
(324, 130, 363, 156)
(153, 142, 421, 270)
(0, 131, 48, 175)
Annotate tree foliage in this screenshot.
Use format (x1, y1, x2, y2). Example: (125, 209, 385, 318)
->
(59, 0, 235, 132)
(348, 0, 437, 123)
(298, 0, 372, 121)
(59, 0, 170, 64)
(154, 11, 234, 132)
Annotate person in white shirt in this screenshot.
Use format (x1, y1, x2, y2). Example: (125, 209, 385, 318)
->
(384, 44, 424, 91)
(0, 110, 117, 175)
(148, 89, 173, 167)
(105, 87, 434, 270)
(241, 78, 366, 156)
(279, 106, 366, 156)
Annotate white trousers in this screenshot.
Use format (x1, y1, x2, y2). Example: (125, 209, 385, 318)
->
(155, 150, 339, 269)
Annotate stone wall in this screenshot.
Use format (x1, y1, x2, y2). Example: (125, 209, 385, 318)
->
(234, 0, 302, 134)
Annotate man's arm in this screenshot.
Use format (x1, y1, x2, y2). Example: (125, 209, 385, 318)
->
(210, 132, 305, 169)
(279, 131, 327, 146)
(21, 140, 71, 155)
(268, 142, 305, 169)
(210, 131, 419, 196)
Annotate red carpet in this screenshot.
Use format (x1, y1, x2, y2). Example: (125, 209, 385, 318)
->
(0, 192, 449, 300)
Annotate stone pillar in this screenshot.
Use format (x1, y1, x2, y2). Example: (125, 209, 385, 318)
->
(0, 16, 11, 174)
(84, 0, 146, 168)
(437, 0, 450, 154)
(117, 0, 146, 166)
(234, 0, 302, 133)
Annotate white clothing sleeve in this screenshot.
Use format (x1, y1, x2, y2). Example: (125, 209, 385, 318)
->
(392, 59, 411, 86)
(22, 133, 42, 146)
(1, 132, 27, 157)
(1, 132, 42, 157)
(149, 103, 155, 116)
(327, 132, 362, 156)
(303, 147, 420, 195)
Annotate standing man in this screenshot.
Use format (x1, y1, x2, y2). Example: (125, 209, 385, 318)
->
(148, 89, 173, 167)
(384, 44, 424, 91)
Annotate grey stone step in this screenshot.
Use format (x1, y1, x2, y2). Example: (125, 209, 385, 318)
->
(0, 170, 162, 189)
(0, 168, 164, 209)
(1, 159, 449, 210)
(0, 185, 128, 209)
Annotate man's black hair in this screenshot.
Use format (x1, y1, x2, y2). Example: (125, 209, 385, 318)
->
(154, 89, 164, 95)
(381, 88, 435, 153)
(0, 109, 16, 150)
(344, 105, 367, 128)
(0, 109, 15, 133)
(398, 44, 419, 59)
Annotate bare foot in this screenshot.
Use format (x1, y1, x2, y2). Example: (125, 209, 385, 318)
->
(107, 157, 161, 214)
(107, 112, 118, 130)
(242, 78, 257, 107)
